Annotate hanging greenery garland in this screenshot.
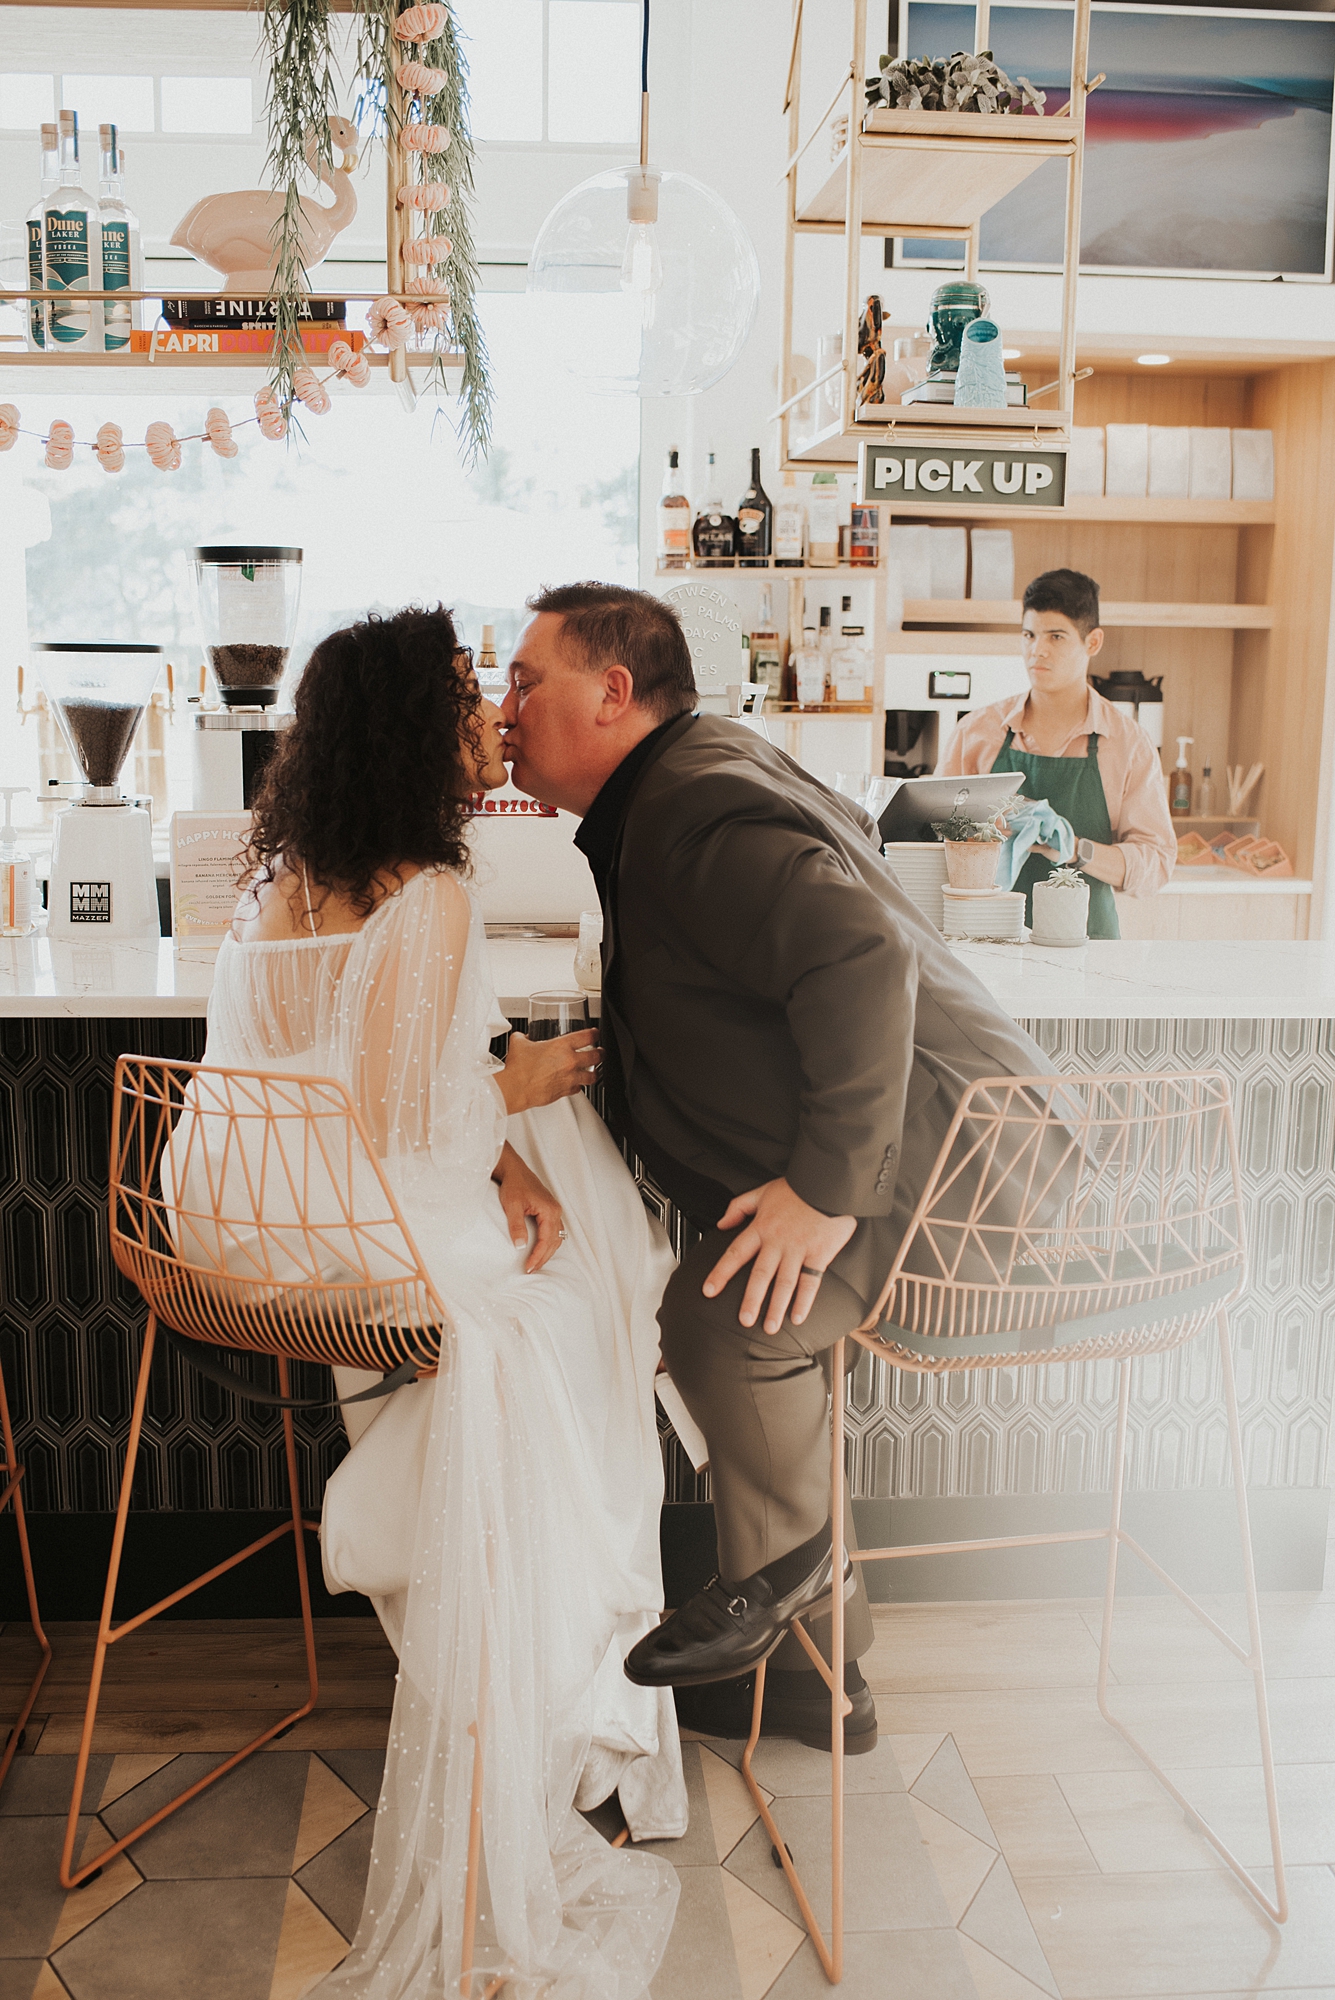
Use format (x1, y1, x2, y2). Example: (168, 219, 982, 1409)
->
(260, 0, 492, 463)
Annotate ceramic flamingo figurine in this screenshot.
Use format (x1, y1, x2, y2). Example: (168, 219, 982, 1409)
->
(170, 115, 359, 292)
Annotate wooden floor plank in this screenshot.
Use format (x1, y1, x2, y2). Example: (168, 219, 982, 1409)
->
(37, 1707, 394, 1754)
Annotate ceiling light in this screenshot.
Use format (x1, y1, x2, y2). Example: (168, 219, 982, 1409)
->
(1137, 353, 1173, 366)
(1002, 348, 1022, 360)
(526, 0, 759, 395)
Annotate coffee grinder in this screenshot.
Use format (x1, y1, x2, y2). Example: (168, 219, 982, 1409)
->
(34, 642, 164, 940)
(191, 545, 302, 809)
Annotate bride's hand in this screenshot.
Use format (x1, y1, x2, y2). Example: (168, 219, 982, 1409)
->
(492, 1141, 566, 1273)
(496, 1028, 600, 1113)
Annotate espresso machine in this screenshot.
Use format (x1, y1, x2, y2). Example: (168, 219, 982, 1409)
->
(190, 545, 302, 809)
(34, 642, 164, 940)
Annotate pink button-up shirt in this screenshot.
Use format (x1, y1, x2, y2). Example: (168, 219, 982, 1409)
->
(937, 685, 1177, 898)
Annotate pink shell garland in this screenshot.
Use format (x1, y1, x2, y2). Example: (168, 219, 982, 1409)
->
(401, 236, 452, 265)
(254, 387, 287, 442)
(395, 59, 448, 95)
(291, 365, 332, 416)
(0, 405, 19, 452)
(406, 275, 450, 331)
(205, 407, 238, 459)
(368, 296, 413, 350)
(146, 420, 181, 471)
(45, 419, 75, 471)
(401, 123, 451, 153)
(95, 421, 125, 473)
(397, 182, 449, 211)
(392, 5, 448, 42)
(329, 340, 371, 388)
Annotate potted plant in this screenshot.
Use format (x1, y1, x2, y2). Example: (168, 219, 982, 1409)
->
(1031, 862, 1090, 945)
(930, 811, 1006, 890)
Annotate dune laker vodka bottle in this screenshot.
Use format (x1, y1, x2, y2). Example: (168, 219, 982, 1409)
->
(43, 108, 103, 351)
(98, 124, 141, 351)
(25, 122, 58, 350)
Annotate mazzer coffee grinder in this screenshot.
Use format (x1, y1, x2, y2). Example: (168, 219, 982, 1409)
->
(191, 545, 301, 809)
(34, 642, 164, 940)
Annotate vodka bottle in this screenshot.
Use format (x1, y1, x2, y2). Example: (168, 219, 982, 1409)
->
(657, 448, 691, 569)
(98, 124, 141, 351)
(773, 470, 807, 567)
(749, 584, 785, 700)
(43, 109, 103, 350)
(25, 122, 58, 350)
(793, 626, 826, 709)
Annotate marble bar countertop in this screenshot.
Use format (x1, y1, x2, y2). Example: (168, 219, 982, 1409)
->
(4, 933, 1335, 1024)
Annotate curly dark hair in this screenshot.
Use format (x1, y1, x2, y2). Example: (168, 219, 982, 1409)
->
(243, 604, 483, 919)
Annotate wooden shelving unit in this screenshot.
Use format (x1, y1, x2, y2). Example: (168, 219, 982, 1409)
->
(903, 599, 1273, 630)
(775, 0, 1092, 470)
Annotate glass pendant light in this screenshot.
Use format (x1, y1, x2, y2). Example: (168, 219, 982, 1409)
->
(526, 0, 760, 397)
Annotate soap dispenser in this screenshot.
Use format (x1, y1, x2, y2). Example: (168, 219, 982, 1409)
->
(0, 788, 36, 935)
(1170, 737, 1194, 818)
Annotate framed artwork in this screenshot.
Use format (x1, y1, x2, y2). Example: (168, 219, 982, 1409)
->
(893, 1, 1335, 280)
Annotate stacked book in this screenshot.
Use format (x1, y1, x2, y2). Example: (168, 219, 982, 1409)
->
(131, 297, 359, 356)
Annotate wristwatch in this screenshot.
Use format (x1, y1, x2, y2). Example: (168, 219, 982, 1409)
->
(1076, 837, 1096, 866)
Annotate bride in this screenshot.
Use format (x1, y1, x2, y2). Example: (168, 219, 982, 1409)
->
(196, 605, 684, 1996)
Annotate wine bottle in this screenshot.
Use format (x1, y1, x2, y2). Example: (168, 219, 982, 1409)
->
(98, 124, 142, 352)
(773, 470, 806, 567)
(43, 109, 103, 351)
(657, 447, 691, 569)
(736, 446, 773, 566)
(692, 453, 736, 567)
(749, 585, 785, 700)
(25, 123, 58, 351)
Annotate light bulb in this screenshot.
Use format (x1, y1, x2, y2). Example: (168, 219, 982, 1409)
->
(620, 221, 662, 326)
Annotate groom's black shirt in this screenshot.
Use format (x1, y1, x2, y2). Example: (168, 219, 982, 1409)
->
(575, 711, 732, 1229)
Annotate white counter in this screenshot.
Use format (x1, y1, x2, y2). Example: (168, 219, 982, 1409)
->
(4, 932, 1335, 1023)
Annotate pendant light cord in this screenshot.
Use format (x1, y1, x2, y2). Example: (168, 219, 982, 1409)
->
(639, 0, 650, 166)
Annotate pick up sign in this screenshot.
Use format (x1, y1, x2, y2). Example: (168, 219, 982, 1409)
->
(859, 441, 1066, 509)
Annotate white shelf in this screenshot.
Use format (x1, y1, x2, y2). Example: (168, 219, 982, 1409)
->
(0, 350, 461, 395)
(787, 408, 1071, 466)
(903, 599, 1273, 630)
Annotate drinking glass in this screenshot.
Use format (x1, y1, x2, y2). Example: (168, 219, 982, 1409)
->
(527, 990, 592, 1041)
(573, 910, 602, 993)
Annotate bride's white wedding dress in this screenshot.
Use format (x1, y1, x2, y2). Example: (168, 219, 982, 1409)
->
(196, 866, 685, 1997)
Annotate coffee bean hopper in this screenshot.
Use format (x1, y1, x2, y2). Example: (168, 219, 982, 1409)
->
(33, 641, 164, 940)
(191, 545, 301, 809)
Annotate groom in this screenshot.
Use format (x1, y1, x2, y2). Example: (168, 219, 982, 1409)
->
(502, 582, 1052, 1752)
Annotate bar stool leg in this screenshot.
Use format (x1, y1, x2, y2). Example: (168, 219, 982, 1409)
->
(0, 1359, 52, 1793)
(1094, 1318, 1288, 1925)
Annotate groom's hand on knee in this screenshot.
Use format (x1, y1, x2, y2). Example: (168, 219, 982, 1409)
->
(703, 1179, 856, 1335)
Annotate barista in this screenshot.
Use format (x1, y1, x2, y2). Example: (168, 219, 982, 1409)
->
(936, 568, 1176, 938)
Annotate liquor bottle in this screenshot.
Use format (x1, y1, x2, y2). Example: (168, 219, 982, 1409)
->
(773, 470, 807, 567)
(657, 448, 691, 570)
(98, 124, 142, 352)
(793, 626, 826, 709)
(25, 122, 59, 351)
(808, 470, 840, 567)
(736, 446, 773, 566)
(818, 603, 833, 675)
(692, 453, 736, 567)
(43, 109, 103, 351)
(833, 600, 870, 704)
(749, 585, 785, 701)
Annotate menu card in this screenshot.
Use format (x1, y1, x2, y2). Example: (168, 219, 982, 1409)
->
(170, 811, 251, 945)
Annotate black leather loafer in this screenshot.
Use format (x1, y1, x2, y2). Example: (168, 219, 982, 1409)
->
(625, 1545, 854, 1689)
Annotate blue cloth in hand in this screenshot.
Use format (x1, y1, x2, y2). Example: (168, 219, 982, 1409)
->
(998, 797, 1076, 891)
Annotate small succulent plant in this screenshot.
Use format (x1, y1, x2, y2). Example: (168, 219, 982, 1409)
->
(931, 813, 1008, 844)
(866, 50, 1046, 116)
(1044, 863, 1089, 889)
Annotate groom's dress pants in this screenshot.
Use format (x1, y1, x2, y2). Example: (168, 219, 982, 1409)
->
(659, 1226, 875, 1669)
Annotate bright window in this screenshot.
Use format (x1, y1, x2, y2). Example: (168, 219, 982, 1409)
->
(59, 74, 156, 135)
(453, 0, 639, 145)
(160, 76, 253, 136)
(0, 73, 55, 127)
(0, 294, 639, 822)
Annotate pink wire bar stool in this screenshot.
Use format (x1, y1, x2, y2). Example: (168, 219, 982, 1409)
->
(60, 1057, 507, 1994)
(1, 1342, 52, 1794)
(740, 1069, 1287, 1984)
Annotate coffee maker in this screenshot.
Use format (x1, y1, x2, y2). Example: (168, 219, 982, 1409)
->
(190, 545, 301, 809)
(35, 642, 163, 940)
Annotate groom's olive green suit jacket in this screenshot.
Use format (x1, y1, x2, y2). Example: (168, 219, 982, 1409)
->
(599, 712, 1056, 1308)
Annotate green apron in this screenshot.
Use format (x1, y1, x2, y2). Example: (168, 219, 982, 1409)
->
(990, 727, 1120, 938)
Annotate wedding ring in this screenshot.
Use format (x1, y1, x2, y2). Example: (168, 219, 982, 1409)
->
(800, 1265, 826, 1278)
(559, 1226, 569, 1240)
